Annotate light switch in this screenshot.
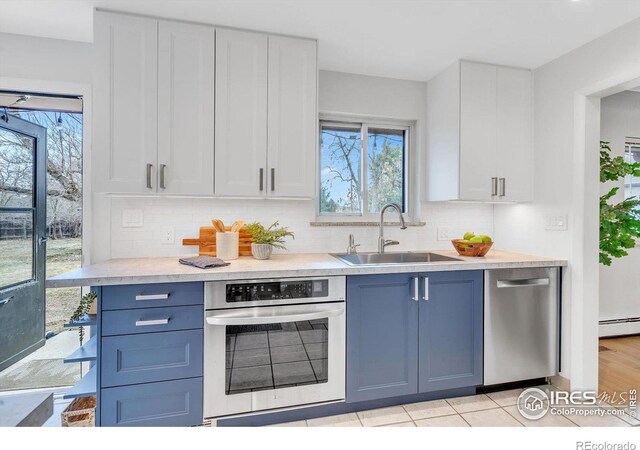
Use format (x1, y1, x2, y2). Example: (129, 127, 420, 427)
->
(545, 214, 568, 231)
(122, 209, 143, 228)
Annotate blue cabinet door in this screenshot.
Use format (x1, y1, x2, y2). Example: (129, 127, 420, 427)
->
(418, 270, 483, 393)
(346, 273, 419, 403)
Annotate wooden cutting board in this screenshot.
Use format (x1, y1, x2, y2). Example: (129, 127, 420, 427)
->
(182, 226, 253, 256)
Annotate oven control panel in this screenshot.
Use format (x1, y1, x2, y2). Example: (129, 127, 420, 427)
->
(226, 279, 329, 302)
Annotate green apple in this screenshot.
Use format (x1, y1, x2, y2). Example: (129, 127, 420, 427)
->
(463, 232, 475, 240)
(469, 236, 484, 243)
(478, 235, 493, 243)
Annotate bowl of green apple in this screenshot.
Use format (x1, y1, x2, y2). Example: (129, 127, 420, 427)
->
(451, 232, 493, 257)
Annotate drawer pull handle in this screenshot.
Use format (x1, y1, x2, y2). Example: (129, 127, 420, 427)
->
(135, 293, 170, 301)
(135, 318, 170, 327)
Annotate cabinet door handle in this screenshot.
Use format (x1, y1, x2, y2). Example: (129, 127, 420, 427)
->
(271, 168, 275, 192)
(160, 164, 166, 189)
(135, 293, 170, 301)
(491, 177, 498, 196)
(135, 318, 170, 327)
(423, 277, 429, 301)
(259, 168, 264, 191)
(0, 296, 14, 307)
(411, 277, 419, 301)
(499, 178, 506, 197)
(146, 164, 153, 189)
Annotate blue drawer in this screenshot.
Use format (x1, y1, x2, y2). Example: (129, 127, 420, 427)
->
(101, 377, 203, 427)
(102, 305, 203, 336)
(102, 329, 203, 387)
(102, 282, 203, 311)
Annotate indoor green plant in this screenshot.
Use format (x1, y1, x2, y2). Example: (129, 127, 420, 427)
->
(69, 291, 97, 344)
(245, 221, 295, 260)
(599, 141, 640, 266)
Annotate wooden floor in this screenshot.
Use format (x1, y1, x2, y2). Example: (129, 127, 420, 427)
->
(599, 335, 640, 406)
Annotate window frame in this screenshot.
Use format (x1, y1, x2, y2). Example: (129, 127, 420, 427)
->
(317, 116, 413, 220)
(625, 142, 640, 200)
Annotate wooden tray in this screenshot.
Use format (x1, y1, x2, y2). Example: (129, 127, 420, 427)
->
(182, 226, 253, 256)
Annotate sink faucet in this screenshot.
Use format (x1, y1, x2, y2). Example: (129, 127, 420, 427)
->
(378, 203, 407, 253)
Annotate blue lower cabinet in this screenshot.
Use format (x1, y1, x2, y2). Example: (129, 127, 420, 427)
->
(101, 377, 203, 427)
(101, 305, 203, 336)
(346, 270, 484, 403)
(346, 273, 419, 403)
(418, 270, 483, 392)
(102, 329, 203, 387)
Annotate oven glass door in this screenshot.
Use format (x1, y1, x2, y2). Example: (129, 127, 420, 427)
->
(204, 303, 345, 418)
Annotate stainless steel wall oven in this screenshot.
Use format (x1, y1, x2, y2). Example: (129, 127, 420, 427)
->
(203, 276, 346, 418)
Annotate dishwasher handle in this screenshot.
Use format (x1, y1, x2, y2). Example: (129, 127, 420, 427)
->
(497, 278, 550, 288)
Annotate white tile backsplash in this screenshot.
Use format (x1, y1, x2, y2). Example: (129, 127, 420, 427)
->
(107, 197, 493, 259)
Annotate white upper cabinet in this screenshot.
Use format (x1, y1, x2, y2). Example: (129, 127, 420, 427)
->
(94, 11, 318, 198)
(214, 29, 268, 197)
(158, 20, 215, 195)
(496, 66, 533, 202)
(267, 36, 317, 198)
(426, 60, 533, 202)
(93, 12, 158, 193)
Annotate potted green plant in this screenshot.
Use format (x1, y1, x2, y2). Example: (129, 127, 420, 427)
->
(245, 221, 294, 260)
(69, 291, 97, 344)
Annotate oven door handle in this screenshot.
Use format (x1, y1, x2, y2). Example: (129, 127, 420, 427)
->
(205, 305, 344, 326)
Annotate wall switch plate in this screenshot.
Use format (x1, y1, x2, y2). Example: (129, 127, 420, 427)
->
(122, 209, 143, 228)
(161, 226, 175, 244)
(437, 226, 452, 241)
(545, 214, 568, 231)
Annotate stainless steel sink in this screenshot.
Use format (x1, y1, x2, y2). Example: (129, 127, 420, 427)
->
(332, 252, 461, 266)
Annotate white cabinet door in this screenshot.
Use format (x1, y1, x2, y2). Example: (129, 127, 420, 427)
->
(496, 67, 533, 202)
(215, 29, 268, 197)
(459, 62, 497, 201)
(267, 36, 317, 198)
(158, 21, 215, 195)
(93, 12, 158, 193)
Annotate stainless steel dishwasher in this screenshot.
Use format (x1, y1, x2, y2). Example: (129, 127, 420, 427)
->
(484, 267, 560, 385)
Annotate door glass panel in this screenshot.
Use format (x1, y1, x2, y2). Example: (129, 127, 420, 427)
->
(225, 319, 329, 395)
(0, 128, 34, 208)
(0, 211, 34, 288)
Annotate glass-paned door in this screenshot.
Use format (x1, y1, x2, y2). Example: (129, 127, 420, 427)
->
(0, 113, 47, 372)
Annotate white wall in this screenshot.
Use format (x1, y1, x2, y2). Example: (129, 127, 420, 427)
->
(599, 91, 640, 324)
(494, 17, 640, 391)
(104, 71, 494, 259)
(0, 32, 92, 83)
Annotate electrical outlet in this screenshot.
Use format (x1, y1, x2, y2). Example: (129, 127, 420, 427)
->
(545, 214, 568, 231)
(161, 226, 175, 244)
(437, 226, 451, 241)
(122, 209, 143, 228)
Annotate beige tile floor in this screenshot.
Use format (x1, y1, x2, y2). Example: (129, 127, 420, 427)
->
(270, 387, 639, 427)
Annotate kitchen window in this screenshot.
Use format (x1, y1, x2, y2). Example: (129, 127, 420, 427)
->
(319, 120, 409, 217)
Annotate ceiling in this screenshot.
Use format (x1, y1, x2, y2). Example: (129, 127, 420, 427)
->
(2, 0, 640, 81)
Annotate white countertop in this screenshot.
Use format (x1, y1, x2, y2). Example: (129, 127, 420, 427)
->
(46, 250, 567, 288)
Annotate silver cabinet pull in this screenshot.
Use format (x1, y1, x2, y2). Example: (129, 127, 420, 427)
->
(160, 164, 166, 189)
(423, 277, 429, 301)
(146, 163, 153, 189)
(135, 293, 170, 301)
(411, 277, 419, 301)
(497, 278, 550, 288)
(135, 318, 170, 327)
(271, 168, 275, 192)
(0, 296, 14, 307)
(259, 168, 264, 191)
(491, 177, 498, 196)
(499, 178, 506, 197)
